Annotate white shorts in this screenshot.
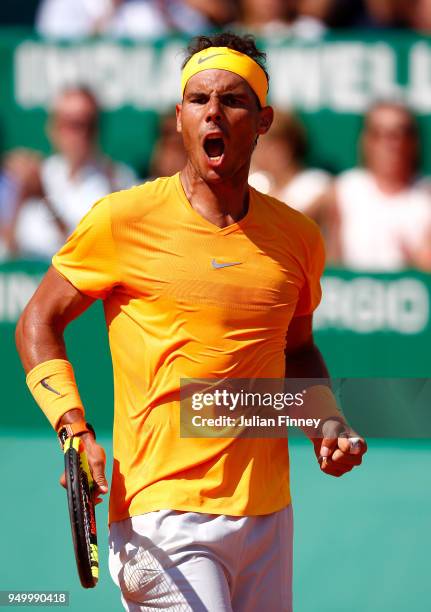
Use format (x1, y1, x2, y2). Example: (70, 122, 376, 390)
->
(109, 506, 293, 611)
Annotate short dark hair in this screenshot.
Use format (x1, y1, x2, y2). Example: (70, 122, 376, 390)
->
(268, 110, 307, 162)
(364, 100, 418, 138)
(52, 85, 99, 119)
(182, 31, 269, 85)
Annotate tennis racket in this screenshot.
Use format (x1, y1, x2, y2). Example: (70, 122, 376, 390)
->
(62, 434, 99, 588)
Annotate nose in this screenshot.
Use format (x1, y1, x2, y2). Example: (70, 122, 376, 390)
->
(205, 96, 222, 124)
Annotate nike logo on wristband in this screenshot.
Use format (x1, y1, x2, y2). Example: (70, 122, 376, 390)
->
(41, 378, 62, 396)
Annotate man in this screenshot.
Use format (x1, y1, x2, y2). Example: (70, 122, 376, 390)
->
(16, 33, 366, 611)
(10, 86, 137, 258)
(148, 111, 187, 180)
(327, 101, 431, 270)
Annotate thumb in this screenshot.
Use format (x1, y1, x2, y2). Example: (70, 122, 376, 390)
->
(90, 464, 108, 493)
(320, 419, 345, 458)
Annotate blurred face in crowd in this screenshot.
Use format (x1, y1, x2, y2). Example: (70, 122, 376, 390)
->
(49, 90, 99, 167)
(409, 0, 431, 32)
(253, 134, 295, 177)
(177, 69, 273, 183)
(362, 104, 418, 184)
(240, 0, 294, 24)
(151, 115, 187, 177)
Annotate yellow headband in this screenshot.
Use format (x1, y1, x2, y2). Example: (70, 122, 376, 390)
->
(181, 47, 268, 107)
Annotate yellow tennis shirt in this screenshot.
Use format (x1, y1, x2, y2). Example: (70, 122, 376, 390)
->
(52, 173, 325, 524)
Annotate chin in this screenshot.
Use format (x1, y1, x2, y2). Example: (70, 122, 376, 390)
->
(203, 168, 227, 183)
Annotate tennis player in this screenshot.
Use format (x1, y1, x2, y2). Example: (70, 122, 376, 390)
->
(16, 32, 367, 611)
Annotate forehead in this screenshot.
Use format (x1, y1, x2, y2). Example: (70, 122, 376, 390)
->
(184, 69, 255, 97)
(366, 106, 413, 130)
(54, 92, 97, 117)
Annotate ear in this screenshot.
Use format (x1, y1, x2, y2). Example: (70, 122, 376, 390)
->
(257, 106, 274, 136)
(176, 103, 182, 133)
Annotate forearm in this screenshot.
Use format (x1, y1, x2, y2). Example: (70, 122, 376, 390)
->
(17, 318, 84, 429)
(285, 342, 346, 439)
(16, 268, 95, 429)
(16, 267, 94, 372)
(285, 341, 329, 379)
(16, 311, 67, 373)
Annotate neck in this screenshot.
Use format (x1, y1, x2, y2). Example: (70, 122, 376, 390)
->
(272, 162, 301, 190)
(65, 149, 96, 179)
(371, 168, 414, 195)
(180, 162, 251, 228)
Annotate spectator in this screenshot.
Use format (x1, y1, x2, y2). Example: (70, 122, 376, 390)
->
(248, 110, 331, 221)
(36, 0, 237, 39)
(36, 0, 120, 38)
(111, 1, 237, 37)
(325, 0, 408, 28)
(327, 102, 431, 271)
(148, 112, 187, 179)
(403, 0, 431, 34)
(1, 151, 45, 259)
(9, 87, 137, 259)
(235, 0, 327, 39)
(0, 169, 20, 259)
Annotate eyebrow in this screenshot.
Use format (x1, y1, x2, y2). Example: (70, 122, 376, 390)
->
(185, 88, 249, 98)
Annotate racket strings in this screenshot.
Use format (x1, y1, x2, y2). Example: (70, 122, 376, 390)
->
(79, 461, 98, 572)
(79, 469, 92, 560)
(65, 443, 98, 588)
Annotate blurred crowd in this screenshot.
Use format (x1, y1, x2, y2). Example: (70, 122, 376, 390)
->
(2, 0, 431, 38)
(1, 0, 431, 271)
(2, 87, 431, 271)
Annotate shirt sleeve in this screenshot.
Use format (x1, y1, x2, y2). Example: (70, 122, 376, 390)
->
(52, 196, 119, 299)
(294, 222, 326, 317)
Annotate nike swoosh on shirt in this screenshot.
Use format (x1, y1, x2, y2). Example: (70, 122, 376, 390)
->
(41, 378, 62, 396)
(197, 53, 225, 64)
(211, 259, 242, 269)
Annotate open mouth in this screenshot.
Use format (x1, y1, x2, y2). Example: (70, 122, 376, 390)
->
(203, 135, 225, 160)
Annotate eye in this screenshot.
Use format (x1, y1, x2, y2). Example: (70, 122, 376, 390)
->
(222, 94, 247, 108)
(190, 94, 208, 104)
(223, 94, 239, 106)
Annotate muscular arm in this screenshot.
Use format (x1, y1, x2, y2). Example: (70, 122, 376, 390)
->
(285, 315, 366, 476)
(284, 314, 329, 379)
(16, 266, 94, 372)
(16, 266, 108, 500)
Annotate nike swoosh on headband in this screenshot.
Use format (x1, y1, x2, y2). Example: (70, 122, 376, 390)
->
(197, 53, 226, 64)
(211, 259, 242, 269)
(41, 378, 62, 396)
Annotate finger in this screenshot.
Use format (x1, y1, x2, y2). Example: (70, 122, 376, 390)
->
(59, 472, 66, 489)
(338, 436, 367, 456)
(90, 459, 108, 493)
(331, 449, 363, 466)
(319, 436, 339, 460)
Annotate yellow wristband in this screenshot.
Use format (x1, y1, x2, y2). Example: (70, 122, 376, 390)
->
(26, 359, 84, 430)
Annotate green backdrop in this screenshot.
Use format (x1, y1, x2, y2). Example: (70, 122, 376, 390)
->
(2, 27, 431, 612)
(2, 261, 431, 431)
(1, 260, 430, 611)
(2, 30, 431, 175)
